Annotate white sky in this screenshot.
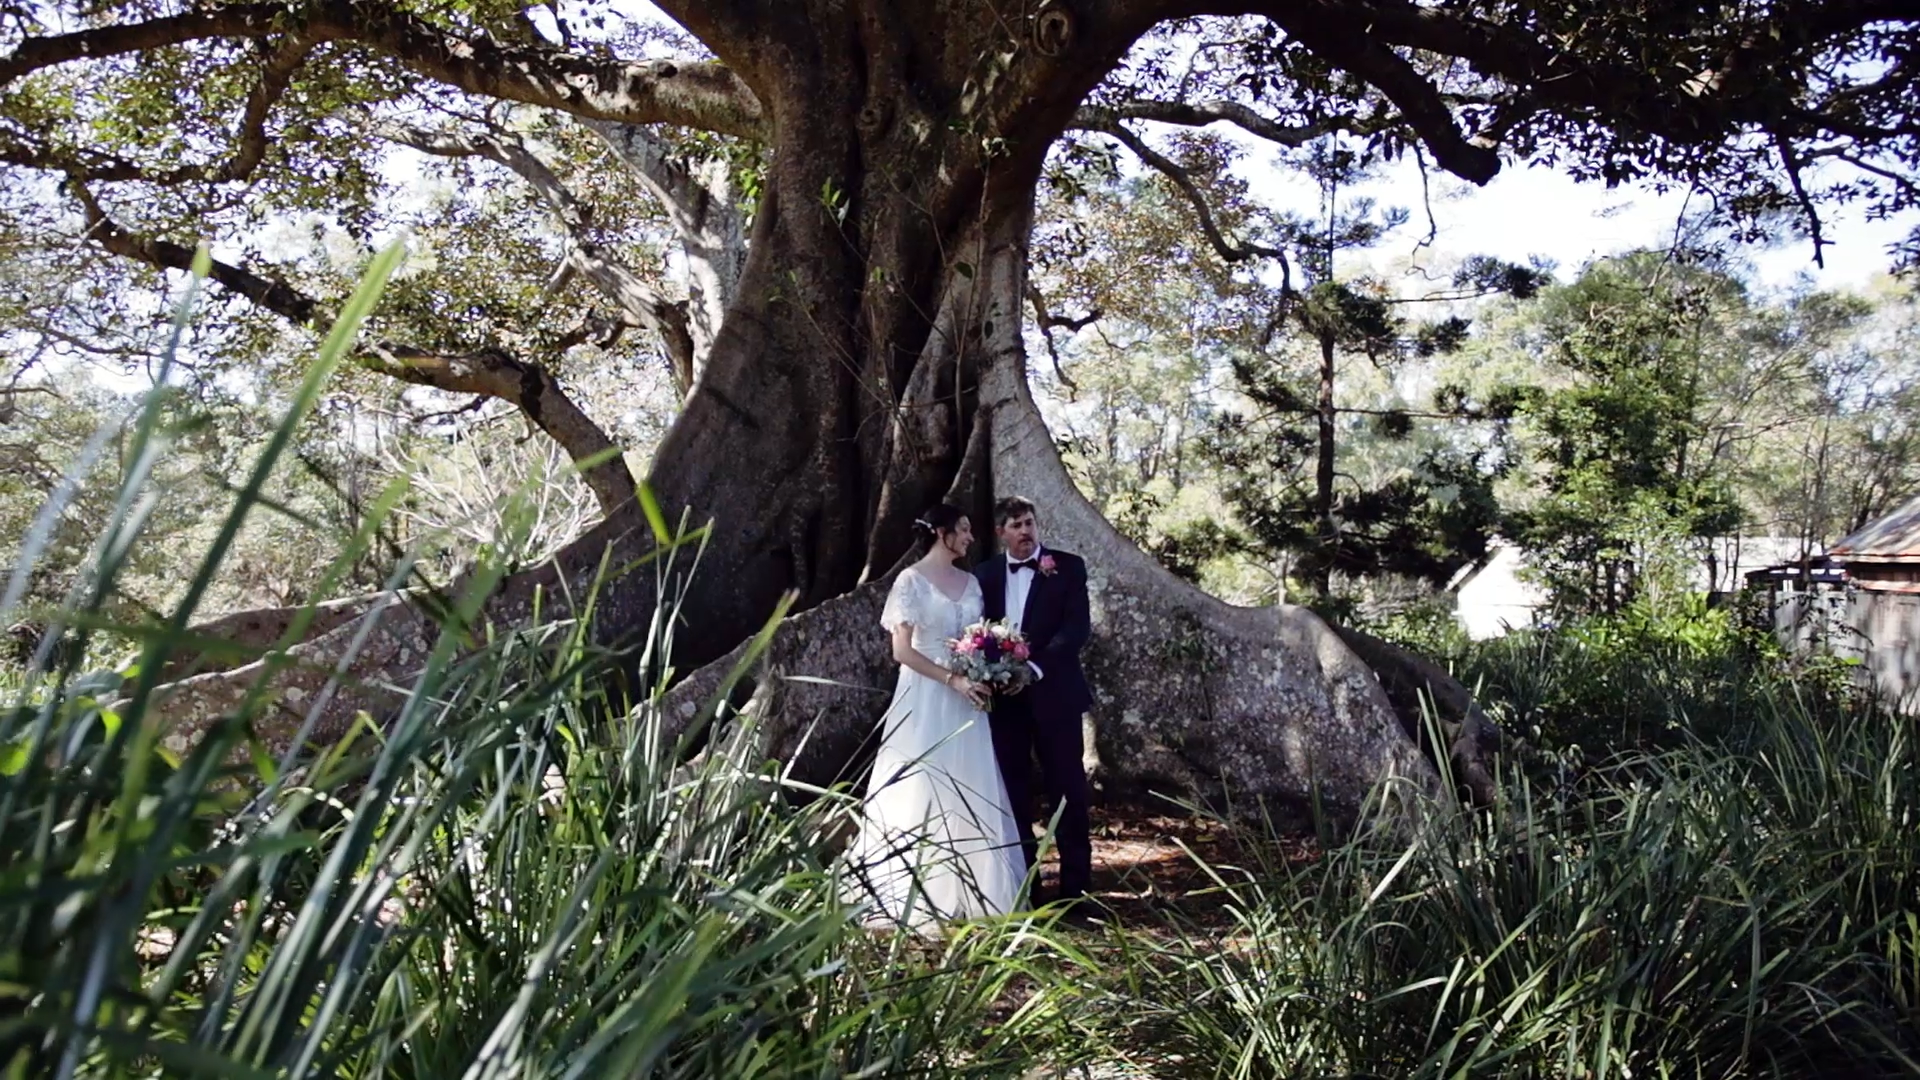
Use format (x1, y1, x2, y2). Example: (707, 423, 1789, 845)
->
(1237, 151, 1909, 295)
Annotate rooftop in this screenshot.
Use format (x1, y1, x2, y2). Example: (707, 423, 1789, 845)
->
(1832, 493, 1920, 563)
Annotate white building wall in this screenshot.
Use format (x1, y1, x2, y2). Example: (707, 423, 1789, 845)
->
(1452, 544, 1549, 640)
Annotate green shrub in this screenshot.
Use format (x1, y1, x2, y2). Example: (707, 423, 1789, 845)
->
(1418, 594, 1859, 757)
(3, 615, 1083, 1077)
(1109, 694, 1920, 1078)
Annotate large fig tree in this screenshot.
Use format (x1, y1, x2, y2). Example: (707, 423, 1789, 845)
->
(4, 0, 1914, 811)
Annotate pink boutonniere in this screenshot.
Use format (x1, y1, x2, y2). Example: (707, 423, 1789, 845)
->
(1038, 554, 1058, 577)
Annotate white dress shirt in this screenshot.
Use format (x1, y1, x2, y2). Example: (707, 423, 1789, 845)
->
(1005, 548, 1044, 680)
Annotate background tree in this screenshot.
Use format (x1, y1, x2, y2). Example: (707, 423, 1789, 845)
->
(1202, 137, 1544, 603)
(1759, 285, 1920, 550)
(1028, 129, 1539, 605)
(1491, 251, 1895, 613)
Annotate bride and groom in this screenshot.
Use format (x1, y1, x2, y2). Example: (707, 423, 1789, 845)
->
(841, 496, 1098, 932)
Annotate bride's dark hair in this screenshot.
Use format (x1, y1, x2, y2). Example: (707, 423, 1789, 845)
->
(910, 503, 967, 547)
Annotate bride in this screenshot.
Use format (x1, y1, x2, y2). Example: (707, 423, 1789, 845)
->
(841, 504, 1028, 933)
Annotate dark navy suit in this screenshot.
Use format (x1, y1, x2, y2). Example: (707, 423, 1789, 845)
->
(974, 547, 1094, 900)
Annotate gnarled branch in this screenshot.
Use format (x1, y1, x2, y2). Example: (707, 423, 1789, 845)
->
(1078, 98, 1355, 148)
(72, 184, 638, 515)
(0, 0, 766, 140)
(383, 122, 698, 394)
(361, 345, 635, 514)
(1027, 284, 1098, 396)
(586, 120, 746, 376)
(1773, 130, 1828, 269)
(1092, 120, 1296, 280)
(1228, 0, 1916, 153)
(1253, 3, 1500, 184)
(73, 183, 323, 325)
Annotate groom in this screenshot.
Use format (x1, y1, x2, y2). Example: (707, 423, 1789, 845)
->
(974, 496, 1096, 916)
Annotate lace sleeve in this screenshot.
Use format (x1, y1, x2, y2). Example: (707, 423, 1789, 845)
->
(880, 571, 920, 633)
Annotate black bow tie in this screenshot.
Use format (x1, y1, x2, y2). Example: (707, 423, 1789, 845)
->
(1010, 558, 1040, 573)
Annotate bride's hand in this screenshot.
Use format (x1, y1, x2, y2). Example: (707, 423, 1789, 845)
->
(946, 673, 991, 708)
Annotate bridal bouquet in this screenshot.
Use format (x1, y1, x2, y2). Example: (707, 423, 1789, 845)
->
(948, 619, 1034, 706)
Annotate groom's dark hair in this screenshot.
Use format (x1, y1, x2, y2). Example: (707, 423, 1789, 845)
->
(993, 496, 1037, 526)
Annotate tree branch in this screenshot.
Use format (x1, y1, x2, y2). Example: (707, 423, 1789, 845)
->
(1094, 120, 1296, 281)
(383, 121, 697, 394)
(360, 345, 636, 514)
(0, 36, 319, 185)
(202, 35, 317, 184)
(210, 36, 317, 184)
(586, 119, 746, 372)
(585, 121, 713, 249)
(1249, 3, 1500, 184)
(1831, 151, 1918, 191)
(1208, 0, 1614, 126)
(73, 183, 638, 515)
(1774, 129, 1828, 269)
(0, 0, 766, 140)
(1026, 284, 1098, 395)
(1077, 98, 1354, 147)
(644, 0, 773, 88)
(73, 183, 322, 326)
(1222, 0, 1915, 155)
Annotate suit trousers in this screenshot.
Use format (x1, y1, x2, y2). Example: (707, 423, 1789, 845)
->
(988, 695, 1093, 900)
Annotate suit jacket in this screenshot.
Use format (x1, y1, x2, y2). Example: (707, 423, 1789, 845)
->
(975, 547, 1093, 720)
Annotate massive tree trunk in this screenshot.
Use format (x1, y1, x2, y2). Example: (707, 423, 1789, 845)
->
(134, 0, 1497, 816)
(592, 0, 1152, 658)
(22, 0, 1913, 820)
(655, 209, 1482, 818)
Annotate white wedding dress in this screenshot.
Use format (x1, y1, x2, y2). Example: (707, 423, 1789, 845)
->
(841, 568, 1027, 934)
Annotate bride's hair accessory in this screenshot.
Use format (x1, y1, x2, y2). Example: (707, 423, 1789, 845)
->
(912, 504, 966, 542)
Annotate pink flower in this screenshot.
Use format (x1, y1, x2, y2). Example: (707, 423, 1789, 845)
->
(1038, 554, 1058, 576)
(1012, 642, 1030, 660)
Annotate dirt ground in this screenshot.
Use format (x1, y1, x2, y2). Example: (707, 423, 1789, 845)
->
(1025, 799, 1318, 931)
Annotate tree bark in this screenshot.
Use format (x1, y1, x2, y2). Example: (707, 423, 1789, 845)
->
(591, 0, 1151, 655)
(1330, 624, 1500, 806)
(586, 120, 747, 388)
